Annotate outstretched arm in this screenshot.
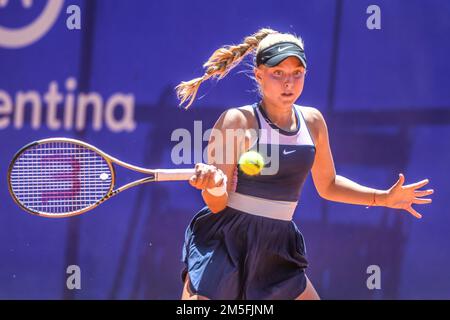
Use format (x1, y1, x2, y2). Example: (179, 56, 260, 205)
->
(309, 108, 433, 219)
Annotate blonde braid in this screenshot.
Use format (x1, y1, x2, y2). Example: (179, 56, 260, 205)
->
(175, 28, 278, 109)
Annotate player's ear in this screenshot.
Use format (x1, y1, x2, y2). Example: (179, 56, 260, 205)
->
(254, 66, 263, 84)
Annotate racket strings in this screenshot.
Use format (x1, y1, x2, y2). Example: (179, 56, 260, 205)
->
(10, 141, 112, 216)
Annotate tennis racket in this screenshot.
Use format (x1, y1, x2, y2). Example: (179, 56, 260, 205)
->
(7, 137, 199, 218)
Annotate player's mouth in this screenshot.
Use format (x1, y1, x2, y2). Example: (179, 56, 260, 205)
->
(281, 93, 294, 97)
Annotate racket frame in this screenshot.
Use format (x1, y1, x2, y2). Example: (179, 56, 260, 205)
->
(7, 138, 117, 218)
(8, 137, 196, 218)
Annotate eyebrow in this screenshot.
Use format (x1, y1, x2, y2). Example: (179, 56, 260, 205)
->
(272, 67, 305, 71)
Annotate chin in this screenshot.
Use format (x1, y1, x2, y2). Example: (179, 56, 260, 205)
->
(279, 96, 297, 104)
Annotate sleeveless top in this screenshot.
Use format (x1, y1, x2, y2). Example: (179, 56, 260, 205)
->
(232, 102, 316, 203)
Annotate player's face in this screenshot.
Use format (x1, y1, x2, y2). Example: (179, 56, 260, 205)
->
(255, 56, 306, 106)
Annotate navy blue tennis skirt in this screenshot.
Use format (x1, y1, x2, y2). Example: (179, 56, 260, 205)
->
(181, 205, 309, 300)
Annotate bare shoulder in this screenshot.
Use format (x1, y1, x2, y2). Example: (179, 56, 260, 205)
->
(300, 106, 323, 121)
(298, 106, 327, 145)
(217, 105, 257, 130)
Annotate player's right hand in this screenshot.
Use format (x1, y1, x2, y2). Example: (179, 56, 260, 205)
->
(189, 163, 226, 190)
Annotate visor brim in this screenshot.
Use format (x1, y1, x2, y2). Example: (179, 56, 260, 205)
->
(264, 53, 307, 68)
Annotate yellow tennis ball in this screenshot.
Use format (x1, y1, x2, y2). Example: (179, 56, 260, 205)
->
(238, 151, 265, 176)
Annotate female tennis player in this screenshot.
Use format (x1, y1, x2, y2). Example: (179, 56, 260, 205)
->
(176, 28, 434, 300)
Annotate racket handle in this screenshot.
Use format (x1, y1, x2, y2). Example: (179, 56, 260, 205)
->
(154, 168, 224, 185)
(154, 169, 196, 181)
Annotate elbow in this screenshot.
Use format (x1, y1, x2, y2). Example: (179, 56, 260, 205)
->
(319, 191, 331, 201)
(317, 177, 336, 201)
(318, 185, 334, 201)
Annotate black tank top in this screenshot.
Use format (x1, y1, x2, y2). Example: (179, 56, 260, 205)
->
(232, 102, 316, 202)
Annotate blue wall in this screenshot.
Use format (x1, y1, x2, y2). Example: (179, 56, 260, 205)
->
(0, 0, 448, 299)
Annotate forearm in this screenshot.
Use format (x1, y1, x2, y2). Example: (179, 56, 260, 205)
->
(322, 175, 388, 207)
(200, 165, 231, 213)
(202, 190, 228, 213)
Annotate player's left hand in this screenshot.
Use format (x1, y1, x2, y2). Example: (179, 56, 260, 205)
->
(384, 173, 434, 219)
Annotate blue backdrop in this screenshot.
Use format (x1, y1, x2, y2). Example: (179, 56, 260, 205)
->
(0, 0, 448, 299)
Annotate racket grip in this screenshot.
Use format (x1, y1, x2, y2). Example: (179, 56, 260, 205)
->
(154, 168, 224, 185)
(154, 169, 196, 181)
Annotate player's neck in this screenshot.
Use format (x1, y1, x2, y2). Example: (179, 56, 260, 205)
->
(260, 100, 295, 130)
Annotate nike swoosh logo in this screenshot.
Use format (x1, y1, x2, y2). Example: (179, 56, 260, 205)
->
(278, 46, 293, 52)
(283, 149, 296, 155)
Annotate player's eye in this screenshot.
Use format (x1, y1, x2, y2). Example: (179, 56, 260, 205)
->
(273, 70, 283, 77)
(293, 70, 305, 78)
